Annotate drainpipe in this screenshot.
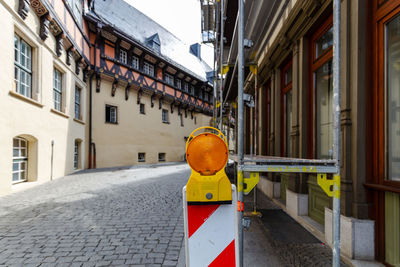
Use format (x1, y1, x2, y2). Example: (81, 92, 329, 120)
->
(50, 140, 54, 180)
(88, 72, 94, 169)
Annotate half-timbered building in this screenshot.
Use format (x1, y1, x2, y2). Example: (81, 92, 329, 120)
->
(0, 0, 213, 195)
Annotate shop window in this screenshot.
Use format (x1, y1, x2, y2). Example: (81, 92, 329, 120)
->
(281, 59, 293, 157)
(309, 16, 333, 159)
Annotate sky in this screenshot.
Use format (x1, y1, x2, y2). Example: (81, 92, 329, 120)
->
(123, 0, 214, 67)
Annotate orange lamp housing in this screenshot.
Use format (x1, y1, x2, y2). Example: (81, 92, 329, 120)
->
(185, 127, 232, 204)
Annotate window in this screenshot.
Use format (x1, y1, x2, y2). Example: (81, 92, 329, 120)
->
(281, 59, 293, 157)
(138, 152, 145, 162)
(165, 73, 174, 86)
(190, 85, 195, 95)
(53, 68, 62, 111)
(176, 79, 182, 89)
(119, 49, 128, 64)
(105, 105, 117, 124)
(75, 86, 81, 120)
(132, 56, 139, 69)
(74, 140, 79, 170)
(140, 103, 145, 114)
(12, 137, 28, 183)
(310, 18, 333, 159)
(143, 62, 154, 76)
(184, 82, 189, 92)
(67, 0, 83, 26)
(386, 14, 400, 181)
(158, 153, 166, 162)
(14, 34, 32, 98)
(162, 109, 169, 123)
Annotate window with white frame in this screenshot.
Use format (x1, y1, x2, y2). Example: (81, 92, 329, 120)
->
(162, 109, 169, 123)
(12, 137, 28, 183)
(67, 0, 83, 26)
(184, 82, 189, 92)
(132, 55, 139, 69)
(143, 62, 154, 76)
(14, 34, 32, 98)
(105, 105, 117, 124)
(120, 49, 128, 64)
(75, 86, 81, 120)
(74, 140, 79, 169)
(165, 73, 174, 86)
(176, 79, 182, 89)
(53, 68, 62, 111)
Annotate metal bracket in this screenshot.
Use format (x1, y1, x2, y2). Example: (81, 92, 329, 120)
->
(317, 174, 340, 198)
(243, 172, 259, 195)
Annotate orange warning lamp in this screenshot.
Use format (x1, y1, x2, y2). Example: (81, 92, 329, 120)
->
(185, 127, 232, 204)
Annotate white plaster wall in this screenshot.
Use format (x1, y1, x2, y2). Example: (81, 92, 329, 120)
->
(0, 0, 86, 195)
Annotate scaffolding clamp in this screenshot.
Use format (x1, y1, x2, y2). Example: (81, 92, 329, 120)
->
(317, 173, 340, 198)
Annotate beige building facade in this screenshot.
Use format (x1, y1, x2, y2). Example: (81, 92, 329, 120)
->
(1, 0, 213, 196)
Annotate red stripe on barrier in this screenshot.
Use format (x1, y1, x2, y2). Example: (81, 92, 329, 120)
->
(208, 239, 236, 267)
(187, 204, 220, 238)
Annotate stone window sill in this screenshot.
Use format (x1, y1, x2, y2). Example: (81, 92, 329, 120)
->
(51, 108, 69, 119)
(9, 90, 43, 108)
(73, 118, 85, 125)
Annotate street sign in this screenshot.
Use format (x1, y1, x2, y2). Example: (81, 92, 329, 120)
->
(183, 127, 239, 266)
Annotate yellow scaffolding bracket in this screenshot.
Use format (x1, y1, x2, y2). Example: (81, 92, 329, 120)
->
(243, 172, 259, 195)
(317, 174, 340, 199)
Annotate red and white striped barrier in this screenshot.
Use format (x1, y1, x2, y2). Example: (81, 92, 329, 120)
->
(183, 185, 239, 267)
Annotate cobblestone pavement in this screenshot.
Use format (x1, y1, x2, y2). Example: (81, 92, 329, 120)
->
(0, 164, 190, 267)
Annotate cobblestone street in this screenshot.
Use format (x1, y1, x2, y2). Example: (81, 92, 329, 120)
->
(0, 164, 189, 267)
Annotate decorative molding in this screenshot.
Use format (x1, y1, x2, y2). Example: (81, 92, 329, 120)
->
(75, 58, 82, 75)
(31, 0, 47, 16)
(66, 48, 74, 66)
(56, 33, 64, 57)
(83, 67, 89, 83)
(39, 14, 50, 41)
(49, 19, 62, 36)
(151, 93, 155, 107)
(159, 97, 163, 109)
(137, 88, 142, 104)
(18, 0, 30, 20)
(111, 79, 118, 97)
(125, 83, 131, 100)
(96, 73, 101, 92)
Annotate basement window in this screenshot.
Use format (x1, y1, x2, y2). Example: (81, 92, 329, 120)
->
(158, 153, 166, 162)
(138, 153, 145, 162)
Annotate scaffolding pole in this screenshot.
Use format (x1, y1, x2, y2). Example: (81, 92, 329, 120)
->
(219, 0, 224, 131)
(237, 0, 244, 265)
(332, 0, 341, 266)
(213, 0, 219, 125)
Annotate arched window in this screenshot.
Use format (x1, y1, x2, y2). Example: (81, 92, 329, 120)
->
(12, 137, 28, 183)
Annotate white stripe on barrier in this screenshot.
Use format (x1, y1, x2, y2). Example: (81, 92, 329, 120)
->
(188, 204, 235, 266)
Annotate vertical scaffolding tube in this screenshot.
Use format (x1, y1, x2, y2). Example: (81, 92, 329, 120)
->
(237, 0, 244, 265)
(219, 0, 224, 130)
(213, 0, 219, 125)
(332, 0, 341, 266)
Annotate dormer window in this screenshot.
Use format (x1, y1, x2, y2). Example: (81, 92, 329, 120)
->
(146, 33, 161, 53)
(119, 49, 128, 64)
(165, 73, 174, 86)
